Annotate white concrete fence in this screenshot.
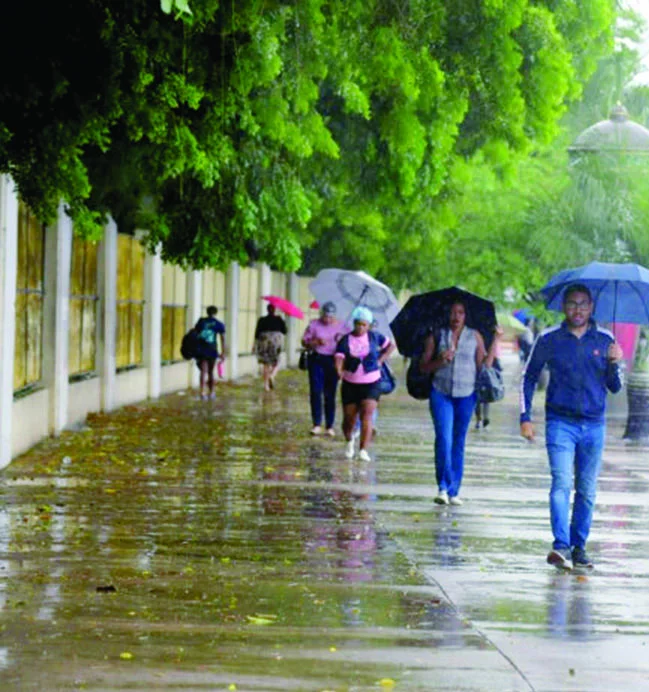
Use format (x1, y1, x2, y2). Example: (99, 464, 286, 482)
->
(0, 175, 316, 468)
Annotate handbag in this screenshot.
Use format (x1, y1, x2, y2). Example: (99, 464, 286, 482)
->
(378, 362, 397, 395)
(476, 365, 505, 403)
(298, 349, 310, 371)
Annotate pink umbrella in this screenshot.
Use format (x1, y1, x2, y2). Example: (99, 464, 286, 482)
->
(262, 295, 304, 319)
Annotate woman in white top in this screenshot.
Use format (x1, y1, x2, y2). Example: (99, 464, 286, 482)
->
(420, 300, 501, 505)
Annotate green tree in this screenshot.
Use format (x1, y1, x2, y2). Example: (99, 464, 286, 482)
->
(0, 0, 618, 274)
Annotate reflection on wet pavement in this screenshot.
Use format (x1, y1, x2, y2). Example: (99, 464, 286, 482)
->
(1, 359, 649, 690)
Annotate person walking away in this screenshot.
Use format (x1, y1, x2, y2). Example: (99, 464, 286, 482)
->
(517, 325, 534, 364)
(254, 304, 287, 391)
(420, 300, 502, 505)
(335, 307, 395, 462)
(195, 306, 226, 400)
(475, 356, 502, 429)
(302, 301, 348, 436)
(520, 283, 623, 570)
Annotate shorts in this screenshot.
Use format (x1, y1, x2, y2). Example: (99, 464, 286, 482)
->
(341, 380, 382, 407)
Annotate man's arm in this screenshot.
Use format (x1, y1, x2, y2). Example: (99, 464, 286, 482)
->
(606, 341, 624, 393)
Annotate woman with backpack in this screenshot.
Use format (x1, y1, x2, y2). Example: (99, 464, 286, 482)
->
(419, 300, 502, 505)
(334, 306, 395, 462)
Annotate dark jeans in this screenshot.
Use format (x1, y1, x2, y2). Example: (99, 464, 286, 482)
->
(308, 354, 338, 429)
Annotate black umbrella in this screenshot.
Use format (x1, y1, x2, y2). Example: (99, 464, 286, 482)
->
(390, 287, 496, 357)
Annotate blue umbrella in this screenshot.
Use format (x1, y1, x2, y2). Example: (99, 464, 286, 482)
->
(513, 308, 531, 325)
(540, 261, 649, 324)
(390, 286, 496, 357)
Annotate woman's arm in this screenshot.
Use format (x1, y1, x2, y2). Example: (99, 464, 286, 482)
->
(301, 322, 313, 349)
(377, 341, 396, 365)
(419, 333, 451, 374)
(476, 328, 503, 369)
(334, 354, 344, 379)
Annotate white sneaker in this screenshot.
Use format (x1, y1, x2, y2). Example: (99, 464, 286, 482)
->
(358, 449, 371, 462)
(434, 490, 449, 505)
(325, 428, 336, 437)
(345, 439, 355, 459)
(310, 426, 323, 435)
(449, 496, 463, 506)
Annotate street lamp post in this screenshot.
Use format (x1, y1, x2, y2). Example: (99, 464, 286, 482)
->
(568, 104, 649, 440)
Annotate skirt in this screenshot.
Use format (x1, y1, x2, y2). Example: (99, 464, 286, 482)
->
(255, 331, 284, 366)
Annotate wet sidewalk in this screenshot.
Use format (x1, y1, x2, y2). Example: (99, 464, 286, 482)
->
(2, 358, 649, 691)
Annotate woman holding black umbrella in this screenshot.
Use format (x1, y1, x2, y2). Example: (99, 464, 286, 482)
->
(420, 299, 502, 505)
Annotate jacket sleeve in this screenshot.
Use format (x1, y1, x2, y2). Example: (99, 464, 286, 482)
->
(520, 334, 549, 423)
(605, 361, 624, 393)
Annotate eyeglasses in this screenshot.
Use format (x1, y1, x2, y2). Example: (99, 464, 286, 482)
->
(565, 300, 591, 310)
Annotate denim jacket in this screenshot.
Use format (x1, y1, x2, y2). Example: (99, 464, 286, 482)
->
(336, 331, 387, 374)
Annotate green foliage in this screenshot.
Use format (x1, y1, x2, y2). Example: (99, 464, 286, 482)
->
(0, 0, 618, 274)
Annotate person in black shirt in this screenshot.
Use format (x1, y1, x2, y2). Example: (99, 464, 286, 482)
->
(254, 304, 287, 391)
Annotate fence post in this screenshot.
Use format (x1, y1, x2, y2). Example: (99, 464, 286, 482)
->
(97, 217, 117, 412)
(225, 262, 240, 380)
(187, 270, 202, 389)
(258, 263, 271, 319)
(286, 272, 300, 367)
(143, 241, 162, 399)
(0, 176, 18, 468)
(43, 202, 72, 435)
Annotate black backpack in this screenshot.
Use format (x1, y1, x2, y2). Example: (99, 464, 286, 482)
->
(406, 355, 431, 400)
(406, 328, 439, 400)
(180, 329, 200, 360)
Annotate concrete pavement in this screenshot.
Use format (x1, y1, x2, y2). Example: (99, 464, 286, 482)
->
(1, 356, 649, 691)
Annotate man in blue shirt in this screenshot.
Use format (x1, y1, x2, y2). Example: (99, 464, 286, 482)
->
(520, 284, 623, 570)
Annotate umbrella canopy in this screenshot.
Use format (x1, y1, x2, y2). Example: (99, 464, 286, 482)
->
(540, 261, 649, 324)
(390, 286, 496, 357)
(496, 311, 528, 335)
(262, 295, 304, 319)
(513, 308, 531, 325)
(308, 269, 400, 336)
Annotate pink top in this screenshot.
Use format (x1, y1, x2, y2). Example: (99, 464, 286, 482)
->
(335, 332, 391, 384)
(302, 319, 349, 356)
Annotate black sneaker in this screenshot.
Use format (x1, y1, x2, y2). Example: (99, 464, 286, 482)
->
(547, 548, 572, 570)
(572, 547, 594, 569)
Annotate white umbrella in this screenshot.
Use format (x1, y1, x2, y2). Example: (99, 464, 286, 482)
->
(309, 269, 400, 337)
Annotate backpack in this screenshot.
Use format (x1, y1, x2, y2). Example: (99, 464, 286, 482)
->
(406, 355, 432, 400)
(180, 329, 200, 360)
(405, 328, 439, 400)
(476, 365, 505, 403)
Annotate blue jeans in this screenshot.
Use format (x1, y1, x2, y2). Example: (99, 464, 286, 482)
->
(308, 354, 338, 429)
(546, 417, 605, 550)
(429, 388, 476, 497)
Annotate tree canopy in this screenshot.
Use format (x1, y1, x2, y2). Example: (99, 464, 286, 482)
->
(1, 0, 617, 274)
